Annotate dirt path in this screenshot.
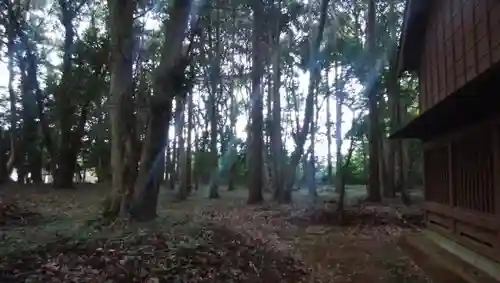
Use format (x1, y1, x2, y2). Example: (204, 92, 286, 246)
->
(157, 189, 429, 282)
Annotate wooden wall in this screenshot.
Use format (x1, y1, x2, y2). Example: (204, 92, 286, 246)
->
(419, 0, 500, 113)
(423, 118, 500, 263)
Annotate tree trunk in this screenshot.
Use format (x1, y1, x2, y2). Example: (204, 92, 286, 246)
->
(6, 6, 17, 176)
(248, 0, 266, 204)
(308, 83, 317, 202)
(382, 86, 396, 198)
(52, 1, 92, 189)
(53, 154, 76, 188)
(227, 4, 238, 193)
(377, 95, 389, 197)
(164, 138, 171, 184)
(335, 64, 343, 194)
(131, 102, 171, 220)
(129, 0, 192, 220)
(227, 162, 236, 191)
(171, 99, 184, 192)
(337, 136, 356, 224)
(398, 84, 411, 204)
(176, 97, 189, 200)
(18, 50, 43, 185)
(380, 136, 393, 197)
(185, 89, 194, 194)
(271, 1, 284, 201)
(21, 33, 57, 178)
(208, 1, 221, 199)
(53, 0, 77, 189)
(362, 135, 368, 180)
(54, 106, 89, 187)
(0, 130, 8, 183)
(266, 67, 272, 150)
(107, 0, 138, 217)
(228, 80, 237, 192)
(208, 94, 219, 199)
(384, 0, 398, 199)
(282, 0, 330, 202)
(326, 66, 333, 185)
(169, 134, 177, 190)
(96, 155, 111, 183)
(366, 0, 381, 202)
(193, 129, 200, 191)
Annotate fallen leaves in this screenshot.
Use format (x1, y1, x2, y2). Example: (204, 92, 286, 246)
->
(0, 186, 430, 283)
(0, 200, 42, 227)
(0, 223, 311, 283)
(184, 198, 429, 283)
(289, 201, 424, 229)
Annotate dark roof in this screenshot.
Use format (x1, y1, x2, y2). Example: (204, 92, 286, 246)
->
(395, 0, 432, 75)
(391, 60, 500, 140)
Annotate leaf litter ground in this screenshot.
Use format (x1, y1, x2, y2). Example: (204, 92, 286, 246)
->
(0, 184, 430, 282)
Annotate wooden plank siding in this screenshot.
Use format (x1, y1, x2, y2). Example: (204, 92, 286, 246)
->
(422, 118, 500, 263)
(419, 0, 500, 112)
(403, 0, 500, 263)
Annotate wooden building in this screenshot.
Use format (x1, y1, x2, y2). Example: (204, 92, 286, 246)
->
(394, 0, 500, 271)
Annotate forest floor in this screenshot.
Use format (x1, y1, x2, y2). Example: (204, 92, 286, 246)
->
(0, 183, 430, 283)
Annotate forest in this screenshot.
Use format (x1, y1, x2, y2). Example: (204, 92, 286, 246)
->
(0, 0, 428, 282)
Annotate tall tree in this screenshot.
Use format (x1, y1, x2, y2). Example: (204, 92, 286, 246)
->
(107, 0, 137, 216)
(130, 0, 193, 219)
(366, 0, 381, 202)
(271, 0, 284, 201)
(282, 0, 330, 202)
(335, 64, 344, 194)
(18, 41, 42, 184)
(52, 0, 90, 188)
(325, 66, 333, 185)
(175, 97, 187, 200)
(208, 0, 221, 199)
(3, 0, 22, 182)
(385, 0, 405, 200)
(107, 0, 193, 220)
(247, 0, 265, 204)
(185, 82, 194, 194)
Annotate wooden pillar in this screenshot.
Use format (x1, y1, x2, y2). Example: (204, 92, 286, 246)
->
(448, 143, 456, 234)
(448, 143, 454, 207)
(423, 146, 428, 225)
(492, 122, 500, 252)
(493, 125, 500, 214)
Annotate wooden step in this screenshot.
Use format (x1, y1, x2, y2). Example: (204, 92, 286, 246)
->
(399, 231, 500, 283)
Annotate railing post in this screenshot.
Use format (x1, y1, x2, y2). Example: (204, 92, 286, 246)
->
(423, 146, 428, 226)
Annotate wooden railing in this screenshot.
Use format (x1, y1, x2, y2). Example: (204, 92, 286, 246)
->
(451, 127, 495, 214)
(424, 145, 450, 205)
(423, 120, 500, 262)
